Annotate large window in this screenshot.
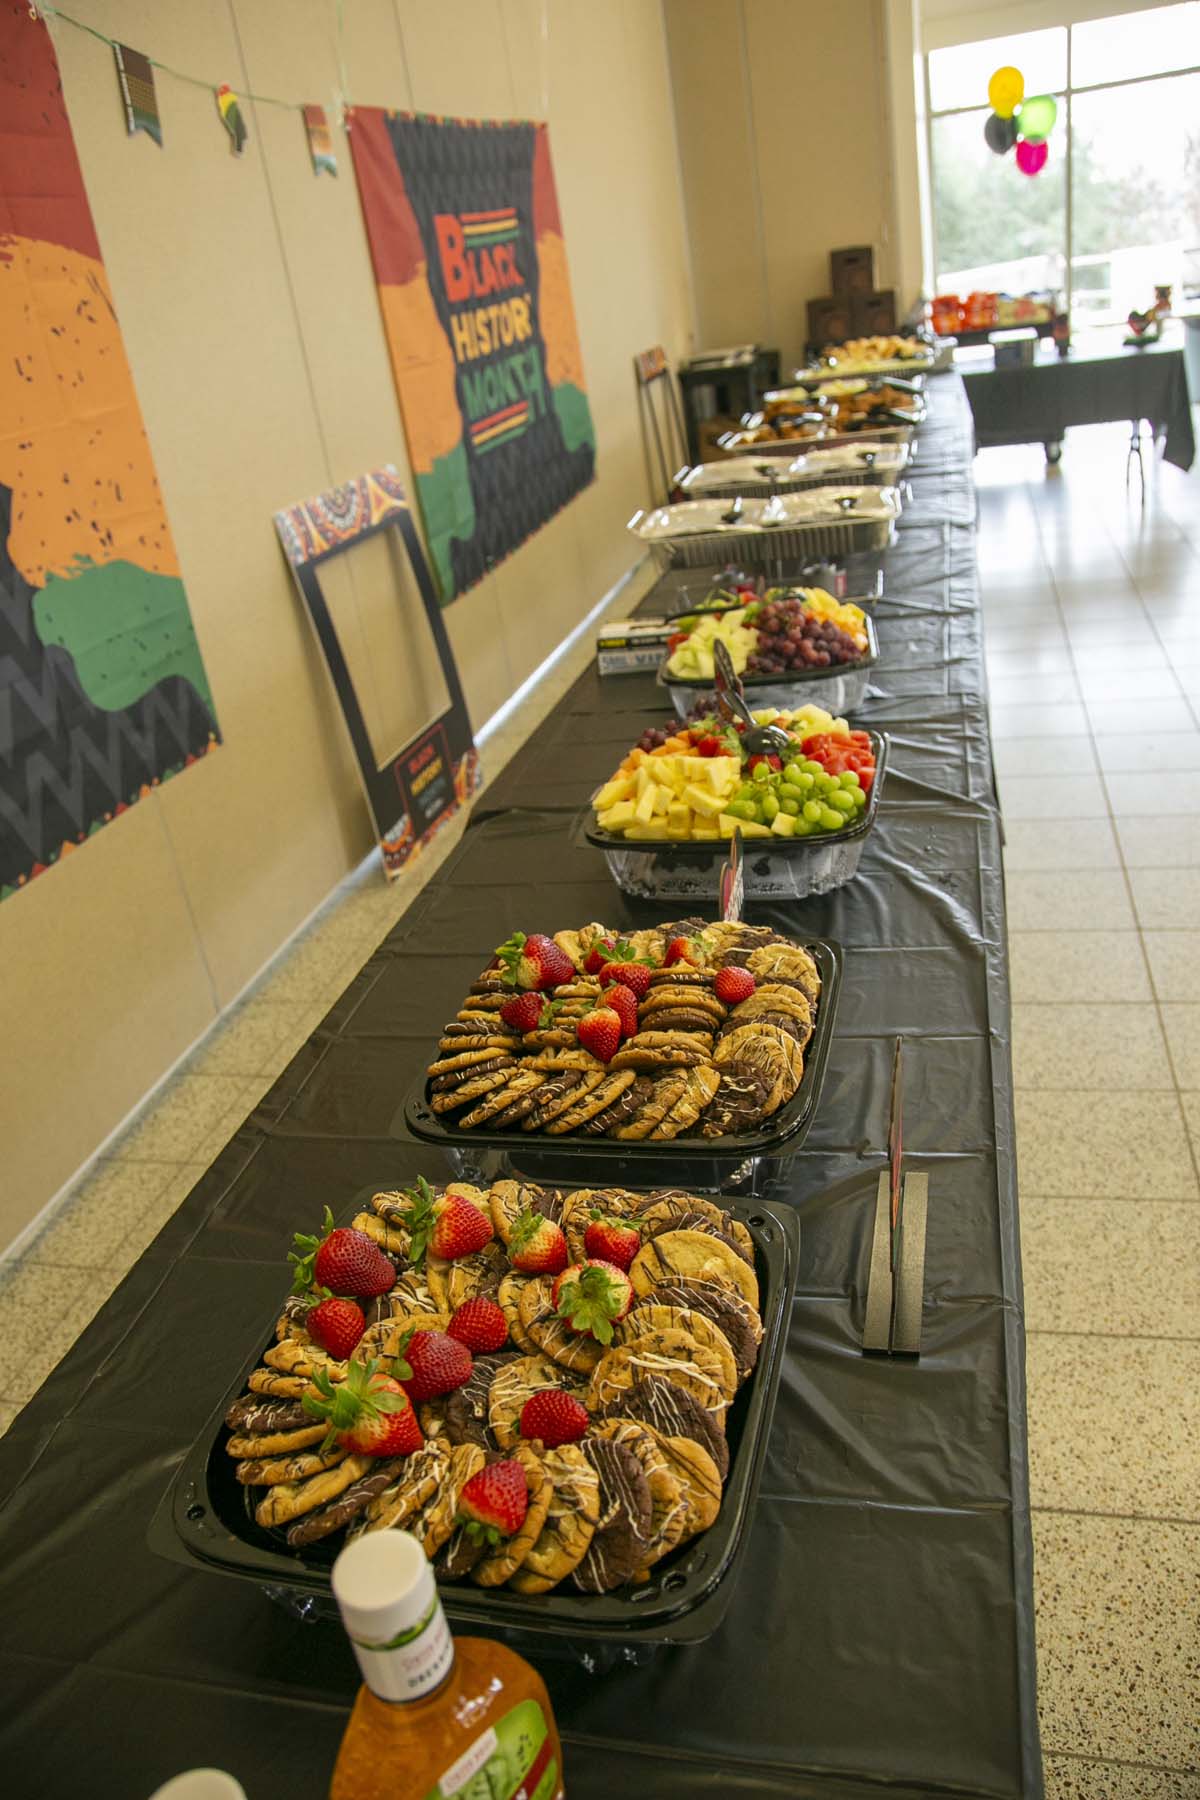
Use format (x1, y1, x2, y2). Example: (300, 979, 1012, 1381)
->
(927, 5, 1200, 326)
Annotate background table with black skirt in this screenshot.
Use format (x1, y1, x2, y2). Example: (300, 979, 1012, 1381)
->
(0, 372, 1043, 1800)
(960, 332, 1195, 471)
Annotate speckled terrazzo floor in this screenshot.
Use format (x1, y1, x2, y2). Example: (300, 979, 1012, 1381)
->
(3, 423, 1199, 1793)
(983, 421, 1200, 1797)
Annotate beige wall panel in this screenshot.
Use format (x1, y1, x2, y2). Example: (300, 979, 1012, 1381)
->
(744, 0, 889, 371)
(663, 0, 767, 349)
(3, 0, 697, 1248)
(0, 800, 214, 1240)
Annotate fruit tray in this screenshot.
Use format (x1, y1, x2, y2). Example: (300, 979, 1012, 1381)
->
(630, 491, 900, 570)
(150, 1190, 800, 1646)
(676, 442, 909, 501)
(793, 353, 936, 381)
(660, 613, 879, 722)
(583, 735, 888, 902)
(405, 939, 841, 1163)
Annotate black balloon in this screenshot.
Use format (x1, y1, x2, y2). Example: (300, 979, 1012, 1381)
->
(984, 111, 1018, 154)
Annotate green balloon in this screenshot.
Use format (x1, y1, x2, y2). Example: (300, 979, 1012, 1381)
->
(1018, 94, 1057, 141)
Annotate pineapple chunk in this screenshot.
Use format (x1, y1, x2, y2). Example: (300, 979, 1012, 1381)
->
(692, 820, 721, 841)
(665, 821, 692, 840)
(737, 819, 772, 838)
(653, 755, 681, 788)
(634, 785, 657, 824)
(598, 800, 636, 832)
(624, 822, 663, 840)
(770, 812, 797, 838)
(635, 763, 654, 799)
(652, 783, 675, 815)
(666, 801, 692, 828)
(707, 757, 741, 794)
(717, 813, 739, 837)
(684, 783, 726, 819)
(594, 772, 637, 810)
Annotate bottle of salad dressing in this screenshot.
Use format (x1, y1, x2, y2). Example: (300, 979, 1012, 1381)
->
(329, 1531, 566, 1800)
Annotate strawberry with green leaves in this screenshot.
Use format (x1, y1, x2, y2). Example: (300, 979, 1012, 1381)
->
(551, 1259, 633, 1344)
(303, 1357, 423, 1458)
(583, 936, 616, 975)
(395, 1327, 472, 1401)
(663, 935, 702, 968)
(509, 1206, 568, 1275)
(598, 950, 653, 999)
(457, 1460, 529, 1547)
(500, 991, 563, 1034)
(401, 1177, 492, 1265)
(289, 1208, 395, 1300)
(496, 931, 574, 993)
(584, 1212, 640, 1273)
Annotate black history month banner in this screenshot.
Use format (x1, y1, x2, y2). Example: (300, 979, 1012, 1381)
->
(0, 8, 219, 902)
(348, 110, 595, 601)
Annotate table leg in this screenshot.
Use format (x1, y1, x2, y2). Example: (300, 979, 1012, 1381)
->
(1126, 420, 1146, 503)
(1044, 439, 1063, 464)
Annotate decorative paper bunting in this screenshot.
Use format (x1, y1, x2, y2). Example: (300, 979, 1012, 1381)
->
(303, 104, 338, 176)
(113, 43, 162, 146)
(215, 84, 248, 155)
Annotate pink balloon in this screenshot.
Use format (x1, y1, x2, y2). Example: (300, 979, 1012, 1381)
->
(1016, 137, 1048, 176)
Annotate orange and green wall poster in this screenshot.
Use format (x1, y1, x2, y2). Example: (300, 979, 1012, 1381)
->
(348, 110, 595, 601)
(0, 7, 219, 902)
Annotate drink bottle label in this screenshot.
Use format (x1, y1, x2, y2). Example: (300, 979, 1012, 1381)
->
(422, 1698, 561, 1800)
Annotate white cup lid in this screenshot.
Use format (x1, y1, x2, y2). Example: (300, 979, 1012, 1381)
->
(147, 1773, 248, 1800)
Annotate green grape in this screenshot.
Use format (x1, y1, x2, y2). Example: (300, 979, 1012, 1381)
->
(802, 800, 822, 824)
(752, 762, 771, 784)
(839, 770, 861, 789)
(779, 795, 800, 816)
(791, 816, 813, 836)
(829, 789, 855, 813)
(727, 799, 756, 819)
(820, 806, 844, 831)
(761, 793, 779, 823)
(794, 772, 815, 792)
(784, 762, 806, 786)
(853, 786, 868, 808)
(802, 760, 825, 777)
(815, 774, 836, 796)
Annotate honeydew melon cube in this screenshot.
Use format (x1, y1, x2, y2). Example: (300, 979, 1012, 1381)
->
(683, 782, 726, 818)
(770, 812, 797, 838)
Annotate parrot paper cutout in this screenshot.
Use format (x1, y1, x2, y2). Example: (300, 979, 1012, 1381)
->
(216, 84, 247, 156)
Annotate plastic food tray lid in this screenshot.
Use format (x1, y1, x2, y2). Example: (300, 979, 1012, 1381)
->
(404, 939, 841, 1163)
(149, 1191, 800, 1646)
(583, 731, 888, 859)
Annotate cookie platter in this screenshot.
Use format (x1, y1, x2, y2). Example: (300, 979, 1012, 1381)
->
(155, 1181, 798, 1644)
(403, 920, 841, 1159)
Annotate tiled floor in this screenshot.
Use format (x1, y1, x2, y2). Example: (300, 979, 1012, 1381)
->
(3, 422, 1199, 1791)
(980, 421, 1200, 1798)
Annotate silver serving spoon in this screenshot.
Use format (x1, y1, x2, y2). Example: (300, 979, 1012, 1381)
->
(713, 640, 793, 758)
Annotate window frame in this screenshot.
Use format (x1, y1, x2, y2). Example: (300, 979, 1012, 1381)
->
(924, 19, 1200, 319)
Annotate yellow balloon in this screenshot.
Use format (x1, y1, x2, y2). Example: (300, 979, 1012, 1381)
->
(988, 65, 1024, 119)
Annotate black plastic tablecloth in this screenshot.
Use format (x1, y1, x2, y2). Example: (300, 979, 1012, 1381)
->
(0, 375, 1043, 1799)
(961, 336, 1195, 469)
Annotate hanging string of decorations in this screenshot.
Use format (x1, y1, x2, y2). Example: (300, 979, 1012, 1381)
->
(984, 66, 1058, 178)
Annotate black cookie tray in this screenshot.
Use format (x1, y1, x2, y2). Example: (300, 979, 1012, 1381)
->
(402, 939, 841, 1163)
(149, 1189, 799, 1646)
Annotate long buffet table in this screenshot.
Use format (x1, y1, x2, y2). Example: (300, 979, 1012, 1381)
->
(0, 373, 1043, 1799)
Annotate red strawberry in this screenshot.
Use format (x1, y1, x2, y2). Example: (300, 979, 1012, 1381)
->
(604, 984, 639, 1039)
(307, 1295, 366, 1360)
(500, 991, 544, 1033)
(290, 1208, 395, 1299)
(429, 1192, 493, 1261)
(458, 1460, 529, 1545)
(519, 1389, 590, 1448)
(496, 931, 574, 992)
(583, 936, 616, 975)
(447, 1296, 508, 1353)
(577, 1005, 622, 1064)
(396, 1328, 473, 1401)
(509, 1207, 569, 1275)
(303, 1358, 423, 1458)
(584, 1213, 641, 1273)
(663, 935, 700, 967)
(714, 965, 757, 1005)
(695, 735, 722, 757)
(551, 1259, 633, 1344)
(600, 961, 653, 999)
(746, 753, 783, 773)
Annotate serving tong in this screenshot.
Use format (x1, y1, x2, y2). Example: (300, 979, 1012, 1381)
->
(862, 1037, 929, 1357)
(712, 640, 793, 759)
